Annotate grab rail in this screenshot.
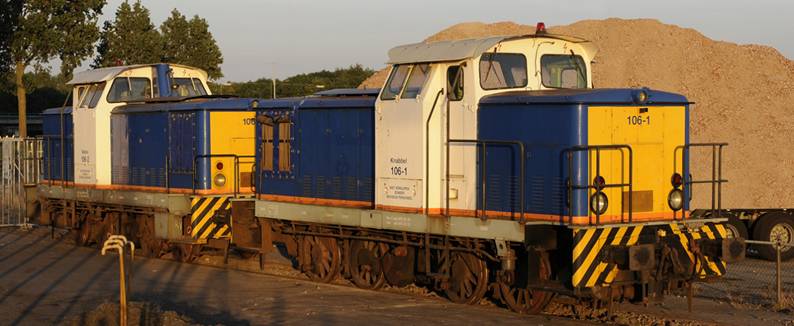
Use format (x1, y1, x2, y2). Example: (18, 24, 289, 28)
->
(673, 143, 728, 220)
(565, 144, 634, 225)
(191, 154, 256, 198)
(448, 139, 526, 223)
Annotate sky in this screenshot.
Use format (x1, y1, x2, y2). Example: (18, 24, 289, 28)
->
(88, 0, 793, 82)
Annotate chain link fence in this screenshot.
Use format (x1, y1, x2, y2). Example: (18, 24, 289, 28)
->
(697, 240, 794, 309)
(0, 137, 43, 226)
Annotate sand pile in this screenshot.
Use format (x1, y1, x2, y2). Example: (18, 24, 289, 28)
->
(360, 19, 794, 209)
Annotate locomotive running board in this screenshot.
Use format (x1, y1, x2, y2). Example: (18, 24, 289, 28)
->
(254, 199, 525, 242)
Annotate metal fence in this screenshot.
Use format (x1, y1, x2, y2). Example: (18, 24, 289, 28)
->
(0, 137, 43, 226)
(697, 240, 794, 310)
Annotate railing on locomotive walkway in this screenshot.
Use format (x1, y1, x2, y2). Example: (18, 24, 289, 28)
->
(697, 239, 793, 310)
(0, 137, 43, 227)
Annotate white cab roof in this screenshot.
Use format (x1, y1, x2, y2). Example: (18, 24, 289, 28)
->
(387, 34, 596, 65)
(67, 65, 148, 85)
(67, 63, 208, 85)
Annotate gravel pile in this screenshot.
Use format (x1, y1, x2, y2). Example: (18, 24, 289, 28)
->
(67, 302, 197, 326)
(360, 19, 794, 209)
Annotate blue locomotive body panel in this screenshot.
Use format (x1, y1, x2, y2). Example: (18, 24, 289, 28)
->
(478, 89, 691, 221)
(42, 107, 74, 182)
(111, 98, 256, 191)
(477, 100, 588, 218)
(255, 94, 376, 205)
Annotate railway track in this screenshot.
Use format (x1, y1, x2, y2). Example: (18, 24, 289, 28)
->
(41, 225, 787, 325)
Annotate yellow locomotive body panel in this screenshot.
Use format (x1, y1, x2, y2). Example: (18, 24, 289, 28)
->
(587, 105, 686, 222)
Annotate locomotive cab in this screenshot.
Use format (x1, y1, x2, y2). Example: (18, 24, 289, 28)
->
(67, 64, 210, 186)
(375, 30, 596, 216)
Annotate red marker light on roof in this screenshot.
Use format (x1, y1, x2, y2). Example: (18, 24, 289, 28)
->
(536, 22, 546, 34)
(216, 162, 224, 170)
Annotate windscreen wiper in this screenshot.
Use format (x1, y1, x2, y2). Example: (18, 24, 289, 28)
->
(569, 50, 587, 87)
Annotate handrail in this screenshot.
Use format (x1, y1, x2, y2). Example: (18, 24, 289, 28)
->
(448, 139, 526, 223)
(192, 153, 254, 198)
(673, 143, 728, 220)
(424, 89, 444, 214)
(565, 144, 634, 225)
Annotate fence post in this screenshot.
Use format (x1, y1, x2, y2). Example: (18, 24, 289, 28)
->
(777, 241, 782, 308)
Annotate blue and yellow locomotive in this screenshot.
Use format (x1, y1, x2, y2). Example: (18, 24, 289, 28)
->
(242, 27, 744, 313)
(37, 27, 745, 315)
(39, 63, 257, 260)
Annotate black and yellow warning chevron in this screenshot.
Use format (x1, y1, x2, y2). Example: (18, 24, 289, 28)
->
(572, 225, 644, 288)
(662, 222, 727, 277)
(571, 222, 729, 288)
(190, 196, 231, 239)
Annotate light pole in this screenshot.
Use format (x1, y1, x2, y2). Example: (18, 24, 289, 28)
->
(263, 61, 277, 99)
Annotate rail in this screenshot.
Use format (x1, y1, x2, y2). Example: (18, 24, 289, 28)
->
(447, 139, 526, 223)
(673, 143, 728, 219)
(191, 154, 256, 198)
(565, 144, 634, 225)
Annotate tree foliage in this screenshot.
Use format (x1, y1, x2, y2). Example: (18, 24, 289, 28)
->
(161, 9, 223, 79)
(211, 65, 375, 98)
(93, 1, 161, 67)
(10, 0, 105, 137)
(94, 4, 223, 80)
(0, 0, 22, 73)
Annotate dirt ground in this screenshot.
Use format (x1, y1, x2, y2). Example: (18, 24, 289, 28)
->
(1, 227, 792, 325)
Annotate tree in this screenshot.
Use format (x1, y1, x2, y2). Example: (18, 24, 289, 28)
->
(161, 9, 223, 79)
(210, 65, 375, 99)
(93, 1, 161, 68)
(0, 0, 22, 74)
(10, 0, 105, 137)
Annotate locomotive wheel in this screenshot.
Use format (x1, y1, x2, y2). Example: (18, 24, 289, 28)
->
(497, 251, 553, 314)
(382, 246, 416, 287)
(300, 236, 341, 283)
(348, 239, 387, 289)
(137, 216, 163, 258)
(74, 212, 95, 247)
(75, 222, 92, 246)
(444, 251, 489, 304)
(172, 244, 201, 263)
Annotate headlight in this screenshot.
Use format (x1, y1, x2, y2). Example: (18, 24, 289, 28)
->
(634, 89, 648, 104)
(590, 191, 608, 215)
(668, 189, 683, 211)
(214, 173, 227, 187)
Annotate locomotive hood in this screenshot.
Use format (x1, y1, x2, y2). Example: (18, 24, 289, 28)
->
(479, 88, 690, 106)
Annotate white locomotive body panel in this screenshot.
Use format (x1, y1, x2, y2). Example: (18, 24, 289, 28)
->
(375, 35, 596, 217)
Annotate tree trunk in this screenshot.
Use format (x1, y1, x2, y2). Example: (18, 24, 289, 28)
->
(15, 60, 27, 138)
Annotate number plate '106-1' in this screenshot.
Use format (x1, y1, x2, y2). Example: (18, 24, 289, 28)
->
(627, 115, 651, 126)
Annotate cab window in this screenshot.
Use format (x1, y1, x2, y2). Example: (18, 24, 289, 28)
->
(540, 54, 587, 89)
(277, 121, 292, 172)
(107, 77, 152, 103)
(447, 65, 464, 101)
(401, 64, 429, 99)
(479, 53, 527, 90)
(173, 78, 207, 97)
(260, 119, 274, 172)
(380, 65, 411, 100)
(77, 82, 106, 108)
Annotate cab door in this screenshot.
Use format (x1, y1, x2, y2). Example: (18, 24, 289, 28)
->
(445, 64, 474, 214)
(375, 64, 432, 212)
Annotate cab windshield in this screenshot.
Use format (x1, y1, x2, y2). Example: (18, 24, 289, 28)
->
(173, 78, 207, 97)
(540, 54, 587, 89)
(77, 82, 106, 108)
(107, 77, 152, 103)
